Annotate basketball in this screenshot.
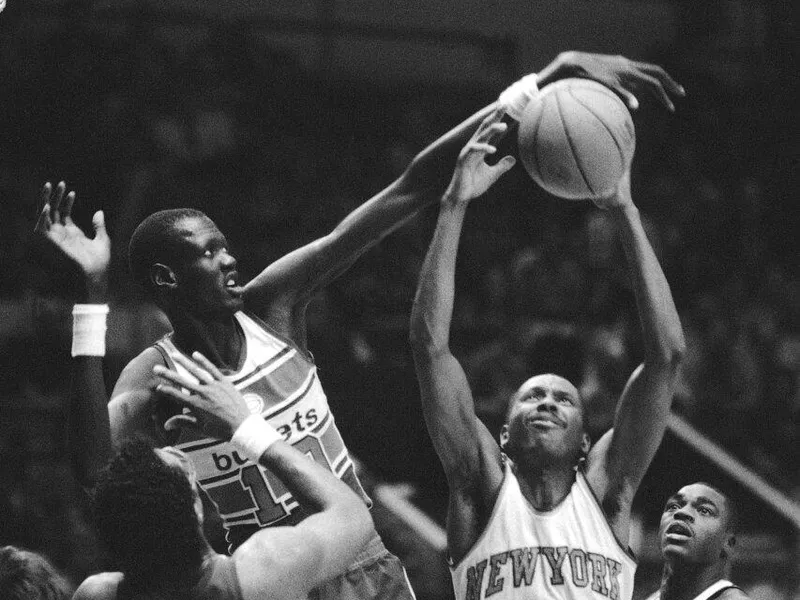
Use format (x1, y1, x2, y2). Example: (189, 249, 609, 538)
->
(517, 78, 635, 200)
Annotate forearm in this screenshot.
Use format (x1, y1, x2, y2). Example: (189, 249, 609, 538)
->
(258, 442, 368, 516)
(409, 199, 469, 353)
(70, 274, 112, 490)
(611, 204, 685, 363)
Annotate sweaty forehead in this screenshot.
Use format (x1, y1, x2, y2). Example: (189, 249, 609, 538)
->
(670, 484, 729, 518)
(514, 374, 581, 401)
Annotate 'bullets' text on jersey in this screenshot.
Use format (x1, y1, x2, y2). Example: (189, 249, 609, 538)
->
(450, 461, 636, 600)
(155, 311, 370, 552)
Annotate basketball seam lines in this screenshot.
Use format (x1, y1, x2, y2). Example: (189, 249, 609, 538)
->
(555, 91, 595, 196)
(530, 99, 544, 181)
(568, 88, 625, 159)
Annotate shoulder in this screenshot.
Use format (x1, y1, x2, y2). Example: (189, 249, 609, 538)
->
(233, 526, 325, 600)
(718, 587, 750, 600)
(111, 346, 167, 398)
(109, 347, 167, 443)
(73, 572, 122, 600)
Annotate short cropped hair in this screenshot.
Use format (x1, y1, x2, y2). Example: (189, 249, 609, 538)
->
(93, 437, 205, 593)
(128, 208, 210, 292)
(0, 546, 72, 600)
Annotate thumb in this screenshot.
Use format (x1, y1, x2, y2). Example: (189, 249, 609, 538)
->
(164, 413, 201, 434)
(490, 155, 517, 178)
(616, 88, 639, 111)
(92, 210, 108, 239)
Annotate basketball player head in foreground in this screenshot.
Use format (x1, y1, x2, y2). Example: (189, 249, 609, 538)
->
(645, 482, 749, 600)
(73, 351, 374, 600)
(409, 104, 686, 599)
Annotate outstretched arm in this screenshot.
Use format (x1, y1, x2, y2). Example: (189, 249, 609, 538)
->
(243, 53, 684, 348)
(154, 353, 373, 600)
(586, 173, 686, 540)
(34, 182, 113, 490)
(409, 110, 516, 563)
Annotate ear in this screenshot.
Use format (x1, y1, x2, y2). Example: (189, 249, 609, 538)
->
(721, 533, 736, 559)
(499, 424, 510, 450)
(580, 432, 591, 456)
(193, 485, 205, 525)
(150, 263, 177, 289)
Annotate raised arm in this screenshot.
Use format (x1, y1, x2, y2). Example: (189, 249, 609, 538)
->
(243, 52, 684, 347)
(154, 353, 373, 600)
(409, 110, 516, 562)
(34, 182, 113, 491)
(585, 172, 686, 538)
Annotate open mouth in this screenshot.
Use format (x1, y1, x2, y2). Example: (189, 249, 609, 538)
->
(224, 272, 243, 296)
(525, 416, 562, 429)
(665, 522, 693, 538)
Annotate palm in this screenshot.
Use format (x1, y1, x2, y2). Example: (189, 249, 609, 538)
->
(46, 220, 110, 277)
(446, 109, 516, 204)
(34, 182, 111, 279)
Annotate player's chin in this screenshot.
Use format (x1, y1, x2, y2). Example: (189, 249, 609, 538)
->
(661, 542, 691, 560)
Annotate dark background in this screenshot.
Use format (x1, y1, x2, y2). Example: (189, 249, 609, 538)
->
(0, 0, 797, 597)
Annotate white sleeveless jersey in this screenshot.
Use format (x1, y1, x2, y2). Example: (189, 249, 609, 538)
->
(451, 461, 636, 600)
(155, 311, 370, 552)
(645, 580, 738, 600)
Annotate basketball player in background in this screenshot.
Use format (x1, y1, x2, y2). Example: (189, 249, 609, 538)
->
(0, 546, 73, 600)
(36, 51, 683, 600)
(409, 108, 686, 599)
(645, 482, 749, 600)
(72, 351, 375, 600)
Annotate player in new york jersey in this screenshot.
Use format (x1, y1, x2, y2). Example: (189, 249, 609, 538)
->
(36, 51, 684, 599)
(645, 483, 750, 600)
(409, 107, 686, 598)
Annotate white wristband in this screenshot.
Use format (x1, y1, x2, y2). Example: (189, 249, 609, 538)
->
(498, 73, 540, 121)
(231, 415, 283, 462)
(72, 304, 109, 357)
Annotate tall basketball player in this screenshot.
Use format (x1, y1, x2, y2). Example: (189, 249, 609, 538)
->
(409, 108, 686, 599)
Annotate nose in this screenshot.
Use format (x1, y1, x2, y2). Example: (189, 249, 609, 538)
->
(673, 507, 694, 523)
(535, 395, 558, 412)
(220, 250, 237, 269)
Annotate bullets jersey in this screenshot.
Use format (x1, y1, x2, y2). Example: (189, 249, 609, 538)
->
(155, 311, 370, 552)
(450, 460, 636, 600)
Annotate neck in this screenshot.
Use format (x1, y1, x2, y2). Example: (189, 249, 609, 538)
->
(167, 309, 243, 370)
(512, 456, 576, 511)
(660, 559, 728, 600)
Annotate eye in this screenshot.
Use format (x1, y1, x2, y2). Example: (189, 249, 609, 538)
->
(665, 502, 679, 511)
(698, 506, 712, 516)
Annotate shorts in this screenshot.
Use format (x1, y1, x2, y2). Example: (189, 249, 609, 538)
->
(308, 531, 416, 600)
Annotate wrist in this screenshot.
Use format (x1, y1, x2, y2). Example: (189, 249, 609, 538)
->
(608, 201, 639, 221)
(440, 190, 470, 211)
(497, 73, 539, 121)
(85, 274, 109, 303)
(72, 304, 109, 357)
(230, 415, 283, 462)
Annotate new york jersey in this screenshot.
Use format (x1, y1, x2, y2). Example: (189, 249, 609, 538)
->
(645, 580, 740, 600)
(450, 461, 636, 600)
(155, 311, 371, 552)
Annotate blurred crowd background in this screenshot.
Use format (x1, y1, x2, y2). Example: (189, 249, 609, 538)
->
(0, 0, 796, 598)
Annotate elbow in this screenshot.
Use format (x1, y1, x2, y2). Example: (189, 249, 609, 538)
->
(408, 321, 448, 359)
(648, 338, 686, 373)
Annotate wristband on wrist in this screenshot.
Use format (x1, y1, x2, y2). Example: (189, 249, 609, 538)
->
(498, 73, 540, 121)
(231, 414, 283, 462)
(71, 304, 109, 357)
